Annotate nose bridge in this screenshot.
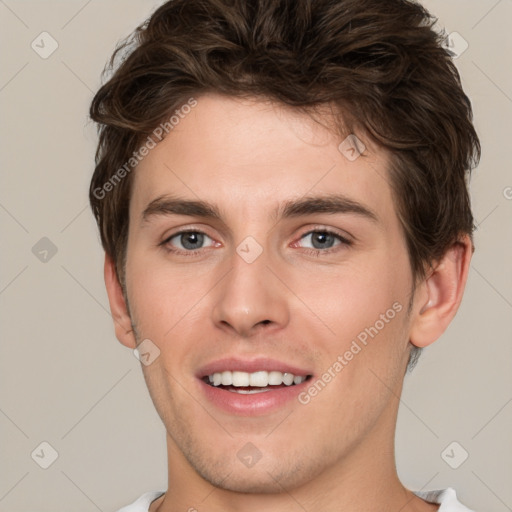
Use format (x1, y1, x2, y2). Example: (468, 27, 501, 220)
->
(211, 236, 289, 336)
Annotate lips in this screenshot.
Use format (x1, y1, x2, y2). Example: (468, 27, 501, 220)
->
(196, 357, 313, 415)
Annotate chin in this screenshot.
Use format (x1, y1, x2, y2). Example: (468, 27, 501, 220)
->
(209, 475, 284, 494)
(198, 467, 298, 494)
(187, 448, 320, 495)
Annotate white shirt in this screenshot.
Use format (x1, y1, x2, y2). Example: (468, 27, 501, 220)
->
(116, 488, 474, 511)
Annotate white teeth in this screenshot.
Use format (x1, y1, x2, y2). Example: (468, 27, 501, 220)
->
(268, 371, 282, 385)
(249, 371, 269, 387)
(293, 375, 303, 385)
(207, 370, 307, 388)
(282, 372, 294, 386)
(232, 371, 250, 387)
(221, 371, 232, 386)
(228, 387, 273, 394)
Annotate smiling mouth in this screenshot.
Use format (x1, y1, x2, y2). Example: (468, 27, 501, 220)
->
(202, 370, 312, 394)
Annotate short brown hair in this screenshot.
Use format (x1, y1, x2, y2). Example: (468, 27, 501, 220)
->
(89, 0, 480, 305)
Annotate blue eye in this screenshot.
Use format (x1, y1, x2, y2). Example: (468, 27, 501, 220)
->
(297, 230, 352, 256)
(300, 231, 340, 250)
(163, 231, 215, 253)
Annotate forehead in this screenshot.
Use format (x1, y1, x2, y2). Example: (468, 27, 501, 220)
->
(130, 93, 396, 225)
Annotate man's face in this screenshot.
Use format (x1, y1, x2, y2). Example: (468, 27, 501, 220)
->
(124, 93, 415, 492)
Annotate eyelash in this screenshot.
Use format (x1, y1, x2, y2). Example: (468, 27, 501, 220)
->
(160, 228, 352, 257)
(298, 229, 353, 257)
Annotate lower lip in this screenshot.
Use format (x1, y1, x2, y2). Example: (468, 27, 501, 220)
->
(198, 378, 311, 416)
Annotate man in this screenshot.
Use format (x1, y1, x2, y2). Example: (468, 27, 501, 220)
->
(89, 0, 480, 510)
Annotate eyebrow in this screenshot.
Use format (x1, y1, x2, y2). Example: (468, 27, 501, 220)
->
(141, 194, 379, 224)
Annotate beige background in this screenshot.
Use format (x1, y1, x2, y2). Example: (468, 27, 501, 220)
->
(1, 1, 511, 511)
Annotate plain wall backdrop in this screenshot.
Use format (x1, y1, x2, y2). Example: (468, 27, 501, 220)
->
(1, 1, 511, 511)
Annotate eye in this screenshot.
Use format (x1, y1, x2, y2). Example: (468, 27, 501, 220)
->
(296, 229, 352, 254)
(162, 230, 216, 254)
(160, 228, 351, 257)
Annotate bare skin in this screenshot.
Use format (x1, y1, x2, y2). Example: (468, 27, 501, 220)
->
(105, 93, 471, 512)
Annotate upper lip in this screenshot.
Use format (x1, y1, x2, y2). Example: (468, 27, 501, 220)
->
(196, 357, 313, 378)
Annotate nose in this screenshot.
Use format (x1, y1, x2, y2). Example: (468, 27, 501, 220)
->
(211, 245, 290, 339)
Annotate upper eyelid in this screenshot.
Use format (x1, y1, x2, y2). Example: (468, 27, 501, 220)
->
(295, 225, 353, 244)
(162, 226, 215, 242)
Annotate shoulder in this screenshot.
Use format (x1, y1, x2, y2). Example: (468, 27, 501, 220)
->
(414, 488, 475, 511)
(115, 491, 165, 512)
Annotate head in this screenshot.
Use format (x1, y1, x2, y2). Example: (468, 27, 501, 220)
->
(89, 0, 479, 495)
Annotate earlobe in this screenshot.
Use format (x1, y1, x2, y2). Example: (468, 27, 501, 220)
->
(409, 236, 473, 348)
(104, 254, 137, 349)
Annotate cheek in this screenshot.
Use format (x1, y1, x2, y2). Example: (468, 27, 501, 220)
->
(290, 246, 411, 406)
(125, 249, 217, 348)
(298, 298, 409, 436)
(294, 253, 407, 340)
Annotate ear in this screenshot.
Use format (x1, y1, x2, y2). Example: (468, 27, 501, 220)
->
(104, 253, 137, 349)
(409, 235, 473, 348)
